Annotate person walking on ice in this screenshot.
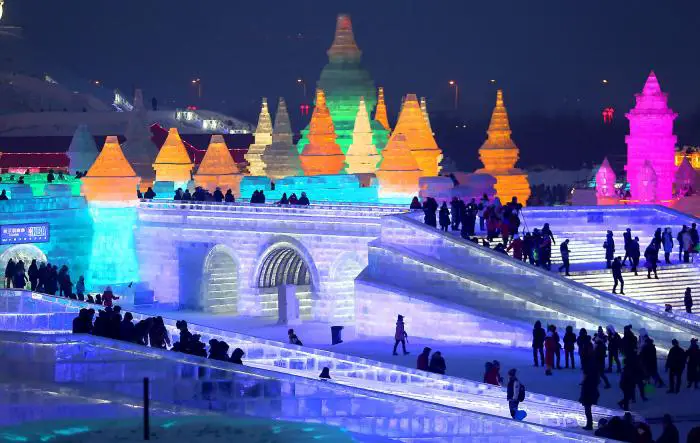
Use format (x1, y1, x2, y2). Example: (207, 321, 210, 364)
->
(392, 315, 409, 356)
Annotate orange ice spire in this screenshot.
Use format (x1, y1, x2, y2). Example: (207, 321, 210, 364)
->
(153, 128, 193, 183)
(82, 136, 140, 201)
(374, 87, 391, 131)
(376, 133, 422, 200)
(392, 94, 442, 176)
(475, 90, 530, 205)
(194, 135, 242, 194)
(300, 89, 345, 175)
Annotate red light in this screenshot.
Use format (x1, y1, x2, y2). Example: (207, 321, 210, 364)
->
(300, 104, 310, 116)
(602, 107, 614, 124)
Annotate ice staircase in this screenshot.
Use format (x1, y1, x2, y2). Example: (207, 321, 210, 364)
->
(0, 289, 624, 434)
(568, 263, 700, 310)
(360, 213, 700, 348)
(0, 331, 603, 443)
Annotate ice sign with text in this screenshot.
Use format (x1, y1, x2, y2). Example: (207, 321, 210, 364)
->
(0, 223, 50, 245)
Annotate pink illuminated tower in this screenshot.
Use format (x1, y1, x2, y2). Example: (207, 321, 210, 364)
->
(625, 71, 677, 202)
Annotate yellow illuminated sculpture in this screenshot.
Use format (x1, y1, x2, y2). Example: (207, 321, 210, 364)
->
(152, 128, 193, 184)
(392, 94, 442, 177)
(244, 97, 273, 176)
(194, 135, 243, 194)
(376, 133, 422, 202)
(345, 97, 380, 174)
(299, 89, 346, 176)
(420, 97, 433, 134)
(475, 90, 530, 205)
(374, 87, 391, 132)
(82, 136, 140, 202)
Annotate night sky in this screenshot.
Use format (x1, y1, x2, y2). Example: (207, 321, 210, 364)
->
(4, 0, 700, 168)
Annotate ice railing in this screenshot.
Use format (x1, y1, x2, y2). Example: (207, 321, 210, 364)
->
(0, 332, 603, 443)
(138, 199, 409, 218)
(395, 213, 700, 333)
(0, 289, 622, 428)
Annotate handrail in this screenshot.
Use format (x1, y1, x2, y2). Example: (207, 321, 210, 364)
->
(393, 213, 700, 335)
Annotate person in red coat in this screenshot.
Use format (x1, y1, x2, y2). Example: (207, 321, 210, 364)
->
(102, 286, 119, 308)
(507, 234, 524, 260)
(416, 347, 431, 371)
(544, 330, 556, 376)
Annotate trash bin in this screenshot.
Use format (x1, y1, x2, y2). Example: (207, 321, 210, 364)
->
(330, 326, 344, 345)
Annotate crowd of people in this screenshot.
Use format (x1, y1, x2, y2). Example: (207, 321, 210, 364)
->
(169, 186, 236, 203)
(4, 258, 86, 298)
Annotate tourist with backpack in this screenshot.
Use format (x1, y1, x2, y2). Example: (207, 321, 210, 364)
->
(506, 368, 525, 419)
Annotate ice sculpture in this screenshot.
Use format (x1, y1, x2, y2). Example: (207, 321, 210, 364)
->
(261, 97, 302, 180)
(152, 128, 193, 187)
(123, 89, 159, 189)
(674, 157, 698, 195)
(420, 96, 433, 133)
(625, 71, 677, 202)
(66, 124, 98, 174)
(299, 89, 345, 176)
(638, 160, 658, 203)
(82, 136, 140, 202)
(244, 98, 273, 176)
(595, 157, 617, 200)
(194, 135, 242, 194)
(374, 87, 391, 131)
(297, 14, 384, 154)
(376, 133, 422, 203)
(345, 97, 380, 174)
(392, 94, 442, 177)
(474, 90, 531, 205)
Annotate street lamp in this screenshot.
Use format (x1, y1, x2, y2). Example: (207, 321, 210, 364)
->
(448, 80, 459, 110)
(296, 78, 307, 98)
(191, 78, 202, 98)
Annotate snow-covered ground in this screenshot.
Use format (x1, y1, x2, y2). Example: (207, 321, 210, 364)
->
(133, 310, 700, 441)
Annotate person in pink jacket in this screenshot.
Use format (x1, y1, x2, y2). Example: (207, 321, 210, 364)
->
(392, 315, 409, 356)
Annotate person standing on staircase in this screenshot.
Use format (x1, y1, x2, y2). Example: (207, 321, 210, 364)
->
(681, 226, 692, 263)
(622, 228, 632, 265)
(611, 257, 625, 294)
(685, 287, 693, 314)
(558, 239, 571, 276)
(662, 228, 674, 265)
(629, 237, 641, 276)
(644, 242, 659, 279)
(604, 231, 615, 269)
(438, 202, 450, 232)
(665, 339, 686, 394)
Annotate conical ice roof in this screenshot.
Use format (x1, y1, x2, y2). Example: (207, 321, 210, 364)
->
(272, 97, 293, 140)
(420, 97, 432, 133)
(379, 133, 420, 172)
(642, 71, 662, 95)
(154, 128, 193, 165)
(197, 135, 239, 175)
(254, 97, 273, 145)
(87, 136, 137, 177)
(302, 89, 343, 156)
(327, 14, 361, 61)
(67, 124, 99, 173)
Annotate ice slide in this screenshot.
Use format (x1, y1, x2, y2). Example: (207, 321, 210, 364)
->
(0, 290, 623, 436)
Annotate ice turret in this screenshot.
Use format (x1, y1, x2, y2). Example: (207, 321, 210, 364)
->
(67, 124, 98, 174)
(244, 98, 273, 176)
(152, 128, 193, 184)
(345, 97, 380, 174)
(299, 89, 345, 176)
(376, 133, 422, 202)
(392, 94, 442, 177)
(194, 135, 242, 195)
(261, 98, 302, 180)
(82, 136, 140, 202)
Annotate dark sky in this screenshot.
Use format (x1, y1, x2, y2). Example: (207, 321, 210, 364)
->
(7, 0, 700, 123)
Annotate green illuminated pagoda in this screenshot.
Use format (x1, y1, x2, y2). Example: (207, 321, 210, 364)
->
(297, 14, 389, 155)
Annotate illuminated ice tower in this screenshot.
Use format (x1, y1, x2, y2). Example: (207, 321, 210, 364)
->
(625, 71, 677, 202)
(194, 135, 243, 195)
(345, 97, 380, 174)
(376, 133, 422, 203)
(374, 87, 391, 132)
(67, 124, 98, 174)
(152, 128, 194, 189)
(81, 136, 140, 289)
(299, 89, 345, 176)
(297, 14, 388, 153)
(393, 94, 442, 177)
(475, 90, 530, 205)
(244, 98, 273, 176)
(261, 97, 302, 180)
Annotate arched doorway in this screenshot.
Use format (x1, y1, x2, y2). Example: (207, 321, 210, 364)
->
(0, 245, 47, 288)
(255, 244, 316, 320)
(201, 245, 239, 313)
(257, 247, 311, 288)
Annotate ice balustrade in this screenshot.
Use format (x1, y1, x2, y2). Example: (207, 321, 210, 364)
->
(0, 290, 623, 429)
(0, 331, 605, 442)
(380, 213, 700, 343)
